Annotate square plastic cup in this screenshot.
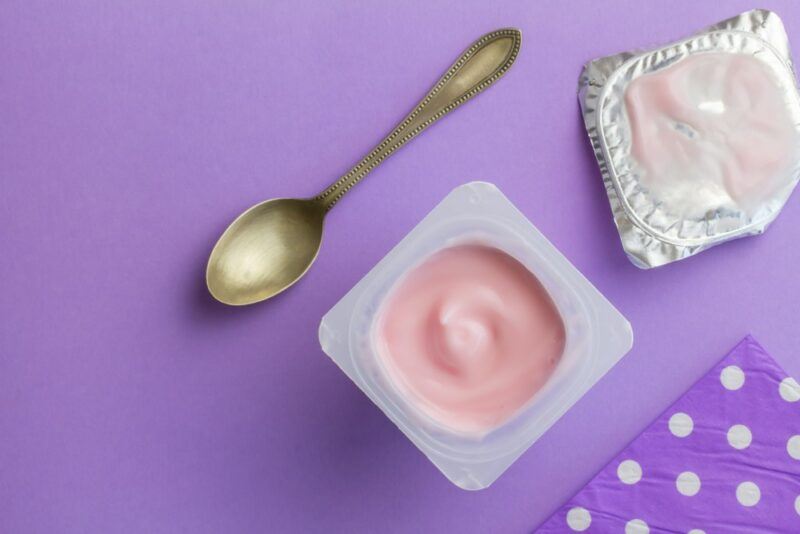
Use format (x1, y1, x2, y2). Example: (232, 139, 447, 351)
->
(319, 182, 632, 489)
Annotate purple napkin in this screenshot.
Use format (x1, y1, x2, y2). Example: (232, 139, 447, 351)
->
(536, 336, 800, 533)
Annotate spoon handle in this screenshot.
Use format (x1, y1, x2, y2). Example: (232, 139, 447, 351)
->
(314, 28, 521, 211)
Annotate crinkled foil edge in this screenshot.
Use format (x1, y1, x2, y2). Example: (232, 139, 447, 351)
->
(578, 9, 798, 268)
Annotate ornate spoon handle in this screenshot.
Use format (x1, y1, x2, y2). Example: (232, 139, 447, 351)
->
(315, 28, 521, 211)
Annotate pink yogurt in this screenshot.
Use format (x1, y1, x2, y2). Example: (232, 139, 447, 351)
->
(373, 244, 566, 435)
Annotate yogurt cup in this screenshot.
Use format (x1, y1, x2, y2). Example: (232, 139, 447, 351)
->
(318, 182, 632, 489)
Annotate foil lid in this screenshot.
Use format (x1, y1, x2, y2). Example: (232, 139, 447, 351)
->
(578, 9, 800, 268)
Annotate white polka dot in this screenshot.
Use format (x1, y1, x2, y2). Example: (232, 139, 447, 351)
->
(676, 471, 701, 496)
(736, 481, 761, 507)
(794, 495, 800, 516)
(617, 459, 642, 485)
(720, 365, 745, 390)
(669, 412, 694, 438)
(566, 507, 591, 531)
(625, 518, 649, 534)
(787, 435, 800, 460)
(727, 424, 752, 450)
(780, 377, 800, 402)
(688, 530, 706, 534)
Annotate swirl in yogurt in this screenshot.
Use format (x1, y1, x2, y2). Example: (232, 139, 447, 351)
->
(624, 52, 798, 218)
(374, 244, 565, 435)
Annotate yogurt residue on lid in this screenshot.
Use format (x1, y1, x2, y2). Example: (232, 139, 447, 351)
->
(374, 244, 565, 435)
(624, 52, 798, 218)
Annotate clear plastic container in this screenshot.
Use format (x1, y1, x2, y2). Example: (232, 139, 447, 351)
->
(318, 182, 633, 490)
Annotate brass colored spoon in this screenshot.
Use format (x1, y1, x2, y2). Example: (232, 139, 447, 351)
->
(207, 28, 522, 305)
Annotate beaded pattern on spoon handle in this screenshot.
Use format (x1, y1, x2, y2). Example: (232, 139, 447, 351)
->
(314, 28, 522, 211)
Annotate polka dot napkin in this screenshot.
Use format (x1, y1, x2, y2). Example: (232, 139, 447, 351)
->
(536, 336, 800, 533)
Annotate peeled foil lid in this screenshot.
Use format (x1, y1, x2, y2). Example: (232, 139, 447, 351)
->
(578, 9, 800, 268)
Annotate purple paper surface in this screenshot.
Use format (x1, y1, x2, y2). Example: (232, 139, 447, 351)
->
(537, 336, 800, 532)
(3, 2, 800, 533)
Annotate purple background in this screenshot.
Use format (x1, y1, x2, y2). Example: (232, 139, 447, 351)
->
(2, 2, 800, 533)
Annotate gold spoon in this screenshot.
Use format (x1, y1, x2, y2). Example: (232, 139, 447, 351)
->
(206, 28, 522, 305)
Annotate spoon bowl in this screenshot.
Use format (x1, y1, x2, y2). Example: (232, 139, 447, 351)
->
(206, 198, 325, 305)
